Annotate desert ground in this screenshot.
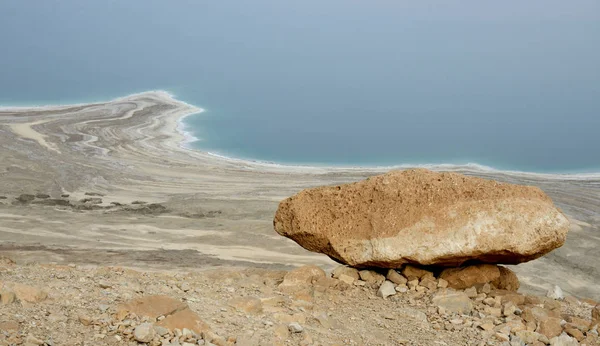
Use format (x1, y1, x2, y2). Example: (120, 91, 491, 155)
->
(0, 91, 599, 301)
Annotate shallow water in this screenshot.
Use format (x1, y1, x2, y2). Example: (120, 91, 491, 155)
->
(1, 1, 599, 172)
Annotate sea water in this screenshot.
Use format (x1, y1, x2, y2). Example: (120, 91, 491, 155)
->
(1, 1, 599, 173)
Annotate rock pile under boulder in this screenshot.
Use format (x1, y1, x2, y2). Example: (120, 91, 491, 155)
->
(274, 168, 570, 268)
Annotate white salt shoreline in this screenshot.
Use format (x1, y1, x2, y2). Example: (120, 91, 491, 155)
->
(2, 89, 600, 180)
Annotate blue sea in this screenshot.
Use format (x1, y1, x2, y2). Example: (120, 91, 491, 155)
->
(1, 1, 599, 173)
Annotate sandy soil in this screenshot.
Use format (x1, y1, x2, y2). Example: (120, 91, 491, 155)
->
(0, 91, 599, 300)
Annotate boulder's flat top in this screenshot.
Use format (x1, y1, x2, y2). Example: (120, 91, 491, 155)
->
(276, 169, 554, 240)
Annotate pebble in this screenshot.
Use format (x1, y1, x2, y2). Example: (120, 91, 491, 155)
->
(288, 322, 304, 333)
(546, 285, 564, 300)
(377, 281, 397, 299)
(134, 322, 156, 342)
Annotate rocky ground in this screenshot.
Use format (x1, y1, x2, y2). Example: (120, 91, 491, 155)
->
(1, 257, 598, 346)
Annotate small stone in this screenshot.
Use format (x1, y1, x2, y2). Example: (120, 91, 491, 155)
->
(546, 285, 564, 300)
(437, 278, 448, 288)
(432, 291, 473, 314)
(464, 287, 477, 298)
(154, 326, 170, 336)
(592, 303, 600, 326)
(564, 327, 584, 341)
(377, 281, 396, 299)
(78, 315, 93, 326)
(420, 277, 438, 291)
(515, 330, 544, 344)
(338, 274, 355, 285)
(179, 282, 191, 292)
(358, 270, 385, 285)
(483, 297, 496, 306)
(25, 335, 44, 346)
(479, 322, 494, 331)
(98, 280, 112, 289)
(228, 297, 263, 314)
(479, 283, 491, 294)
(402, 265, 433, 281)
(386, 269, 408, 285)
(548, 334, 579, 346)
(0, 290, 16, 304)
(495, 333, 510, 342)
(134, 323, 156, 343)
(563, 296, 580, 306)
(503, 302, 517, 316)
(407, 279, 419, 290)
(331, 266, 360, 281)
(537, 317, 563, 339)
(395, 285, 408, 293)
(288, 322, 303, 333)
(11, 283, 48, 303)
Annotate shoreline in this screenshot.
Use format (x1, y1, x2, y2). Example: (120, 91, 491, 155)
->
(1, 88, 600, 299)
(2, 89, 600, 179)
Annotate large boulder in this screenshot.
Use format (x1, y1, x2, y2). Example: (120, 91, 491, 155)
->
(273, 169, 569, 268)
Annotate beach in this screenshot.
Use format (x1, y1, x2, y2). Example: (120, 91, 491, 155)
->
(1, 91, 599, 300)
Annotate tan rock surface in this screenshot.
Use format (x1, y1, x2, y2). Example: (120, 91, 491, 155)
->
(492, 266, 520, 291)
(273, 169, 570, 267)
(439, 264, 500, 289)
(155, 308, 211, 334)
(116, 295, 187, 320)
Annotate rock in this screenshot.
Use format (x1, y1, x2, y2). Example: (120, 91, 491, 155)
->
(228, 297, 263, 314)
(85, 192, 105, 196)
(592, 304, 600, 326)
(479, 322, 494, 331)
(386, 269, 407, 285)
(60, 194, 70, 198)
(397, 308, 428, 323)
(337, 274, 356, 285)
(11, 283, 48, 303)
(377, 281, 396, 299)
(25, 335, 43, 345)
(564, 327, 584, 341)
(439, 264, 500, 289)
(278, 265, 325, 293)
(0, 290, 16, 304)
(401, 265, 433, 281)
(273, 169, 570, 267)
(549, 334, 579, 346)
(331, 266, 360, 281)
(78, 315, 93, 326)
(407, 279, 419, 290)
(0, 320, 19, 331)
(156, 308, 211, 334)
(565, 316, 590, 332)
(437, 278, 448, 288)
(503, 302, 517, 316)
(153, 326, 170, 336)
(134, 322, 156, 343)
(491, 266, 520, 291)
(464, 287, 477, 298)
(288, 322, 303, 333)
(537, 317, 563, 339)
(358, 270, 385, 284)
(431, 291, 473, 314)
(35, 193, 50, 199)
(420, 277, 438, 291)
(98, 280, 112, 289)
(515, 330, 544, 344)
(547, 285, 564, 300)
(116, 295, 188, 320)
